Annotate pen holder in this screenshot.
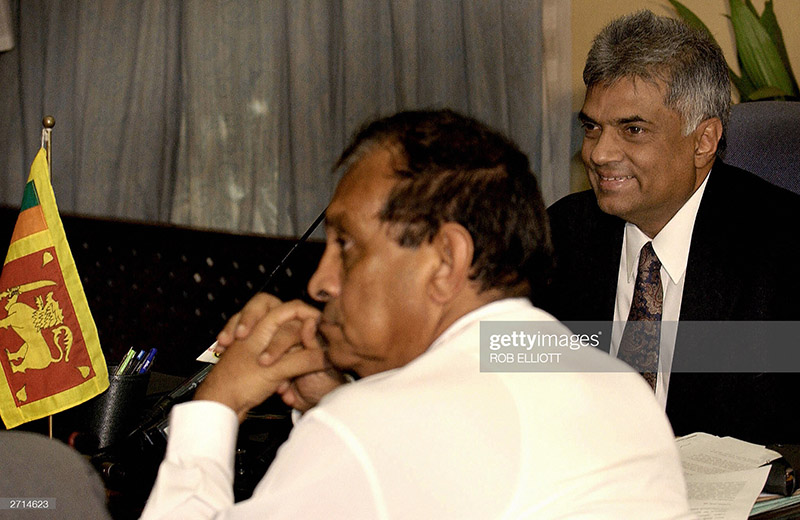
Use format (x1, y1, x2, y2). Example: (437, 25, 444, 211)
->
(83, 365, 151, 450)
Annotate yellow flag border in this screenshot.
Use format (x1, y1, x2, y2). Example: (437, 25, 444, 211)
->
(0, 148, 109, 428)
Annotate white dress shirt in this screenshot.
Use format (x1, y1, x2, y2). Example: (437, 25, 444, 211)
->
(611, 173, 710, 409)
(142, 298, 691, 519)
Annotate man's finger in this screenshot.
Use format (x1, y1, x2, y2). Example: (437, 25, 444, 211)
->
(267, 346, 328, 382)
(301, 319, 323, 350)
(258, 321, 303, 367)
(216, 293, 284, 346)
(216, 311, 243, 347)
(247, 301, 321, 362)
(235, 293, 284, 339)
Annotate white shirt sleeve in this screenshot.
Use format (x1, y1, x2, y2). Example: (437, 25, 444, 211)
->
(141, 401, 384, 520)
(140, 400, 239, 519)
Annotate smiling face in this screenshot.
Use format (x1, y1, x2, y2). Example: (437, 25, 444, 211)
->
(579, 77, 710, 237)
(306, 146, 441, 378)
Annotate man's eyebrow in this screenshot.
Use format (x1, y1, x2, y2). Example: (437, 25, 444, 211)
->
(323, 212, 348, 234)
(577, 111, 651, 126)
(616, 115, 650, 125)
(323, 214, 338, 230)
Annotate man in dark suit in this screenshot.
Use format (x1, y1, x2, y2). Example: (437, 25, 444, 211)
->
(537, 10, 800, 443)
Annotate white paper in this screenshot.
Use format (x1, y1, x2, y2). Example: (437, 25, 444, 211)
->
(196, 340, 221, 364)
(677, 432, 781, 475)
(677, 432, 781, 519)
(686, 466, 771, 520)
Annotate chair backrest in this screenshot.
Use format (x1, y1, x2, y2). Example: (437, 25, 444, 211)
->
(0, 431, 112, 519)
(723, 100, 800, 195)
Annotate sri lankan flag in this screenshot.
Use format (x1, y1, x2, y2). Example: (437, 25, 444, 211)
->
(0, 148, 108, 428)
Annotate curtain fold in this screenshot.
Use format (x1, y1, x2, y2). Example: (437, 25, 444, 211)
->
(0, 0, 12, 51)
(0, 0, 571, 237)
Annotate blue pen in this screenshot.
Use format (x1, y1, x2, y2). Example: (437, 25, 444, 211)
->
(138, 348, 157, 374)
(126, 349, 146, 375)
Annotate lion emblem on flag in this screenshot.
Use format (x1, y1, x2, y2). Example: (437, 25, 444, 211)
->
(1, 281, 74, 374)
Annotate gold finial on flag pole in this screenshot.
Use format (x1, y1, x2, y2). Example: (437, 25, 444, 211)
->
(42, 116, 55, 179)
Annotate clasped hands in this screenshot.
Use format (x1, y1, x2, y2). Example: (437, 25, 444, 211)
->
(194, 294, 346, 422)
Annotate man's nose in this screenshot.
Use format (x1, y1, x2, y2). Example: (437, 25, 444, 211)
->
(586, 129, 623, 166)
(307, 248, 340, 302)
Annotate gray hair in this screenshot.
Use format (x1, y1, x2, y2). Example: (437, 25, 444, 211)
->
(583, 10, 730, 154)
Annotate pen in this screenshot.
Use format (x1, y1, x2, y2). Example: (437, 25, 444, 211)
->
(115, 347, 137, 376)
(126, 349, 147, 375)
(138, 348, 157, 375)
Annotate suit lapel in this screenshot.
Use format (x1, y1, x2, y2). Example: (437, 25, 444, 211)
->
(588, 214, 623, 322)
(679, 164, 741, 321)
(559, 205, 622, 353)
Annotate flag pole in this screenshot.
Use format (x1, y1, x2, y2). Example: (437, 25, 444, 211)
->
(42, 116, 55, 180)
(42, 115, 55, 438)
(0, 115, 107, 431)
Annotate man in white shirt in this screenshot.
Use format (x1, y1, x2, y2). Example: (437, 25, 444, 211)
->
(538, 10, 800, 443)
(142, 109, 691, 519)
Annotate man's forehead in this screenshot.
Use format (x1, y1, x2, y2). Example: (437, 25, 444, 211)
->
(326, 148, 400, 227)
(586, 76, 669, 104)
(339, 146, 399, 185)
(582, 77, 675, 119)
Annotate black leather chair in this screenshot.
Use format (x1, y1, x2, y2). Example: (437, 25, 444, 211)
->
(724, 100, 800, 195)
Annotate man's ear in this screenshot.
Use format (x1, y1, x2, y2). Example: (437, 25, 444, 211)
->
(428, 222, 474, 304)
(694, 117, 723, 170)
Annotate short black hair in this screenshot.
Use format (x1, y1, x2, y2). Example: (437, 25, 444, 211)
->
(334, 109, 552, 295)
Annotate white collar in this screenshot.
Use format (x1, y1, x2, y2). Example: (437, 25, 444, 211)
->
(427, 297, 534, 353)
(623, 172, 710, 285)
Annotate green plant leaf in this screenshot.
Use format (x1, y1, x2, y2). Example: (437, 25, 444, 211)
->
(730, 69, 755, 100)
(671, 1, 751, 100)
(729, 0, 795, 96)
(669, 0, 796, 101)
(668, 0, 718, 41)
(743, 0, 760, 20)
(723, 14, 749, 77)
(759, 0, 800, 96)
(748, 86, 792, 100)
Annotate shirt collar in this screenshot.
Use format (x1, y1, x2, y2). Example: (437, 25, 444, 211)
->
(623, 172, 711, 285)
(428, 297, 532, 351)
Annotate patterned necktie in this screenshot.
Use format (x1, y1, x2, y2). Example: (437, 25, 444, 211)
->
(617, 242, 662, 391)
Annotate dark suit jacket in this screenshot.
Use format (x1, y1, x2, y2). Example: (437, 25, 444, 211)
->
(535, 161, 800, 443)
